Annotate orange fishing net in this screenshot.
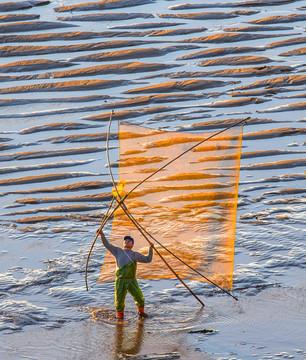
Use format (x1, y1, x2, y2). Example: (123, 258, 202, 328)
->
(98, 123, 243, 290)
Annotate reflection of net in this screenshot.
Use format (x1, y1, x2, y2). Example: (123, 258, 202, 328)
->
(99, 123, 243, 290)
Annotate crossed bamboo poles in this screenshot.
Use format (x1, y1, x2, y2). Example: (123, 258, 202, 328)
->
(85, 112, 249, 304)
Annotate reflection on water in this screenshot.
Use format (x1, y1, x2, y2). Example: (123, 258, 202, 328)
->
(113, 320, 144, 359)
(89, 307, 145, 359)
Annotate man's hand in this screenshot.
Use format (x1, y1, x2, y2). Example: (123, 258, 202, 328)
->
(96, 228, 104, 236)
(149, 243, 154, 251)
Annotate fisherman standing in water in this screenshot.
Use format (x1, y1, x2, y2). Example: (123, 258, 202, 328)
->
(97, 229, 154, 319)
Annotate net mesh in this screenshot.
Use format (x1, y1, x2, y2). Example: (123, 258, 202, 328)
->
(98, 123, 243, 290)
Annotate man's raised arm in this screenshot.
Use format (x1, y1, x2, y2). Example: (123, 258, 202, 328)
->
(97, 229, 118, 256)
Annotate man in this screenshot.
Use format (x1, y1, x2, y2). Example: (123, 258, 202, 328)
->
(98, 229, 154, 319)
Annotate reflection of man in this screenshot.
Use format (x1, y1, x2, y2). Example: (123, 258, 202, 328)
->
(114, 321, 144, 359)
(98, 230, 154, 318)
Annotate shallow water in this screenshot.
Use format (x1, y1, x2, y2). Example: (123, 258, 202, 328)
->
(0, 0, 305, 359)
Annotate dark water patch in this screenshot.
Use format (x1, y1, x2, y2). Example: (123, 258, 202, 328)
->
(84, 106, 190, 121)
(69, 45, 199, 62)
(223, 25, 294, 32)
(243, 127, 306, 140)
(0, 14, 40, 22)
(40, 132, 117, 144)
(0, 21, 77, 34)
(257, 101, 306, 112)
(241, 149, 306, 159)
(191, 149, 304, 162)
(0, 95, 114, 107)
(146, 27, 207, 37)
(19, 122, 99, 134)
(147, 110, 212, 124)
(231, 74, 306, 90)
(0, 1, 50, 12)
(40, 62, 178, 80)
(197, 97, 269, 108)
(177, 46, 264, 60)
(0, 136, 12, 142)
(123, 79, 226, 94)
(176, 117, 282, 131)
(0, 30, 158, 43)
(0, 143, 23, 151)
(152, 66, 295, 80)
(280, 47, 306, 56)
(50, 227, 89, 233)
(168, 0, 299, 10)
(0, 79, 132, 94)
(240, 205, 306, 223)
(0, 172, 103, 186)
(53, 0, 154, 12)
(109, 22, 185, 29)
(199, 55, 272, 66)
(103, 93, 206, 109)
(0, 146, 108, 162)
(2, 104, 117, 118)
(267, 36, 306, 48)
(276, 92, 306, 99)
(230, 87, 300, 97)
(0, 159, 97, 175)
(13, 214, 101, 223)
(0, 300, 48, 330)
(57, 13, 154, 22)
(183, 32, 285, 44)
(0, 74, 42, 83)
(241, 184, 280, 193)
(264, 197, 306, 204)
(0, 40, 157, 57)
(14, 192, 113, 205)
(0, 272, 20, 292)
(162, 10, 260, 20)
(191, 150, 300, 163)
(249, 14, 306, 24)
(158, 12, 241, 20)
(241, 158, 306, 170)
(48, 286, 96, 307)
(2, 180, 113, 196)
(3, 204, 106, 216)
(0, 59, 75, 73)
(3, 102, 203, 120)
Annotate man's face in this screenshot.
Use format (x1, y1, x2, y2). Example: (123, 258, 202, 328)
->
(123, 238, 133, 250)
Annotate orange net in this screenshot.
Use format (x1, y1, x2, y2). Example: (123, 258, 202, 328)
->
(98, 123, 243, 290)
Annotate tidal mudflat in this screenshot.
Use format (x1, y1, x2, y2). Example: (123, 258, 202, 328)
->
(0, 0, 305, 359)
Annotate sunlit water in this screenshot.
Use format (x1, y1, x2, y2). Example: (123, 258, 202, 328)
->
(0, 0, 305, 359)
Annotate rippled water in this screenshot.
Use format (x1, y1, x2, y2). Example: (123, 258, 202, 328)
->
(0, 0, 305, 359)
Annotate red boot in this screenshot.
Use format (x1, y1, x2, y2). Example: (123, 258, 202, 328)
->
(137, 307, 147, 318)
(116, 310, 124, 319)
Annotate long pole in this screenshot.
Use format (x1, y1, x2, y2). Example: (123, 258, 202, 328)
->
(121, 204, 238, 301)
(123, 116, 250, 201)
(85, 197, 114, 291)
(100, 115, 249, 227)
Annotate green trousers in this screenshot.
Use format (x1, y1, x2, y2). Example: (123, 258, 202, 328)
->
(115, 261, 144, 312)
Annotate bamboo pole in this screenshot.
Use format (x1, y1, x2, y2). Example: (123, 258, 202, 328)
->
(122, 116, 250, 202)
(121, 203, 238, 301)
(85, 197, 114, 291)
(99, 115, 249, 229)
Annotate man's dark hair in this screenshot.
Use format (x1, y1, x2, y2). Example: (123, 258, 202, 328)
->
(124, 235, 134, 244)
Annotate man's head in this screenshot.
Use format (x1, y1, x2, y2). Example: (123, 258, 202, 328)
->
(123, 235, 134, 250)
